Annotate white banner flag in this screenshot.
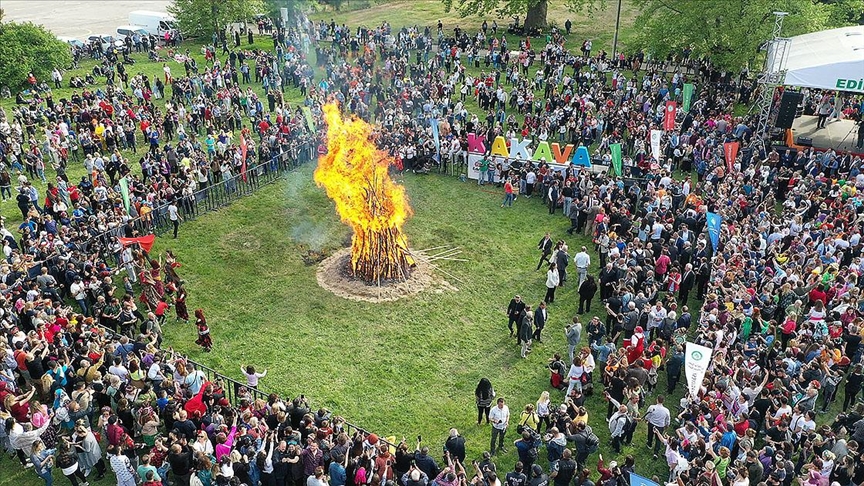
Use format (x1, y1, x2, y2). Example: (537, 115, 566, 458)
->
(650, 130, 662, 161)
(685, 342, 713, 399)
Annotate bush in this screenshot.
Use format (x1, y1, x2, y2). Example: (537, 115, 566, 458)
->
(0, 20, 72, 90)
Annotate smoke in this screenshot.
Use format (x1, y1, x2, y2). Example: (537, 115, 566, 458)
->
(290, 219, 330, 251)
(283, 168, 332, 252)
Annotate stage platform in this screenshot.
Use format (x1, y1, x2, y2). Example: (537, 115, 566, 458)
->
(791, 114, 862, 154)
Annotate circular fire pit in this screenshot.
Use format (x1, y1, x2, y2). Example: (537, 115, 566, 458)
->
(316, 248, 455, 303)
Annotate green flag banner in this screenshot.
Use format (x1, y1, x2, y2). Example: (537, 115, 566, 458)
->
(119, 177, 130, 213)
(682, 83, 695, 112)
(610, 143, 623, 176)
(302, 107, 316, 133)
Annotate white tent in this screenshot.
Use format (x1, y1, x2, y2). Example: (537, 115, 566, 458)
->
(783, 25, 864, 93)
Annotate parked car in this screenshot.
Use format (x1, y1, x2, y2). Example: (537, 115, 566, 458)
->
(87, 34, 124, 51)
(57, 36, 86, 49)
(116, 26, 150, 42)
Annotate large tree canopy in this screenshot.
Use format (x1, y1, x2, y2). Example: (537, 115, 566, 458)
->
(0, 20, 72, 90)
(632, 0, 864, 72)
(442, 0, 602, 30)
(168, 0, 266, 38)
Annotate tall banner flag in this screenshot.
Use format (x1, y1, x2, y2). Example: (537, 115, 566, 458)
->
(663, 101, 677, 131)
(706, 211, 721, 251)
(240, 133, 248, 182)
(685, 341, 713, 399)
(119, 177, 131, 213)
(682, 83, 695, 112)
(723, 141, 740, 172)
(118, 235, 156, 253)
(430, 118, 440, 157)
(650, 130, 662, 161)
(629, 473, 660, 486)
(610, 143, 623, 176)
(302, 107, 316, 133)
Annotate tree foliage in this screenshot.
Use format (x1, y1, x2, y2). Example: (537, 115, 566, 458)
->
(168, 0, 266, 38)
(632, 0, 864, 72)
(0, 20, 72, 89)
(442, 0, 603, 29)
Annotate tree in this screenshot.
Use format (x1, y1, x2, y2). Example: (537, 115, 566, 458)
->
(0, 20, 72, 89)
(168, 0, 266, 39)
(632, 0, 864, 72)
(442, 0, 603, 31)
(261, 0, 312, 24)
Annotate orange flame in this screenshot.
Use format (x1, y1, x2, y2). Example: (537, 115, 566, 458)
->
(314, 103, 413, 283)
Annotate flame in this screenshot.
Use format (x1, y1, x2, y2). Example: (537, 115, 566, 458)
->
(314, 103, 414, 283)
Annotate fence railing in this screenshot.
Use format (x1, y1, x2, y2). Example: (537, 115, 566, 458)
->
(56, 142, 317, 271)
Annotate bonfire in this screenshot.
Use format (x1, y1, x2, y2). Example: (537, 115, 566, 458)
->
(314, 103, 414, 284)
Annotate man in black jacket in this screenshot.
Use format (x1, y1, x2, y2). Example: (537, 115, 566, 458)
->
(444, 429, 466, 463)
(665, 346, 684, 394)
(537, 233, 553, 270)
(679, 263, 696, 303)
(413, 446, 439, 479)
(168, 442, 193, 486)
(550, 449, 576, 486)
(507, 295, 526, 339)
(533, 301, 548, 343)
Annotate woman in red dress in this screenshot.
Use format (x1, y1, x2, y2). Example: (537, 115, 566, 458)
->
(174, 283, 189, 322)
(195, 309, 212, 352)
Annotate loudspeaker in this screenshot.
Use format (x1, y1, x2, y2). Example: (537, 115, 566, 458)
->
(776, 92, 803, 129)
(796, 136, 813, 147)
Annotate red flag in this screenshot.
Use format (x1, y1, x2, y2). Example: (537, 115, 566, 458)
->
(724, 141, 740, 172)
(240, 134, 248, 183)
(663, 101, 677, 131)
(118, 235, 156, 253)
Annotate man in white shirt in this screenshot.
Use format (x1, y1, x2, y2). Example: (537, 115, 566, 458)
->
(489, 398, 510, 455)
(70, 276, 88, 316)
(644, 396, 671, 458)
(573, 247, 591, 287)
(147, 355, 166, 388)
(168, 201, 182, 238)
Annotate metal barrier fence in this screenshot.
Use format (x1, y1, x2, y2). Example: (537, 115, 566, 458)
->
(58, 143, 316, 270)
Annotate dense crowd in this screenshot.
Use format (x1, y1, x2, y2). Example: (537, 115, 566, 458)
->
(2, 7, 864, 486)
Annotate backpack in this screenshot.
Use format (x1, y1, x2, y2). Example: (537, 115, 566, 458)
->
(583, 430, 600, 454)
(647, 366, 659, 386)
(526, 441, 539, 460)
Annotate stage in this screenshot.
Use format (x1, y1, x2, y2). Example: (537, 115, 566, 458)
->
(791, 115, 862, 154)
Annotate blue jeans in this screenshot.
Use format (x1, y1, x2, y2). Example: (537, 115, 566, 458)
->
(487, 170, 494, 184)
(479, 170, 487, 185)
(37, 469, 53, 486)
(75, 298, 89, 316)
(502, 193, 514, 207)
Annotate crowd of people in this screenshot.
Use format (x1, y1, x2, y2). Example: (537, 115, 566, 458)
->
(1, 6, 864, 486)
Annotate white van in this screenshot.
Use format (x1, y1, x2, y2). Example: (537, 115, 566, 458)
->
(128, 10, 178, 36)
(116, 26, 150, 42)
